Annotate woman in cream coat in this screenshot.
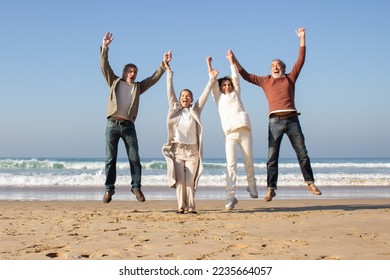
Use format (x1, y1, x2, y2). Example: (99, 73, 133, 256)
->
(162, 53, 218, 214)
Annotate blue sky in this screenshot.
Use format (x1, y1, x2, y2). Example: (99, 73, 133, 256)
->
(1, 0, 389, 159)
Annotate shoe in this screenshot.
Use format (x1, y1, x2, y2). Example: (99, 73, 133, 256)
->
(176, 209, 185, 214)
(264, 189, 276, 202)
(247, 185, 258, 198)
(103, 190, 115, 204)
(307, 183, 322, 195)
(188, 210, 197, 214)
(225, 197, 238, 210)
(131, 189, 145, 202)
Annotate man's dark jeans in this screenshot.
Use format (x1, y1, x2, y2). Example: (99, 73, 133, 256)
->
(267, 116, 314, 189)
(105, 119, 142, 191)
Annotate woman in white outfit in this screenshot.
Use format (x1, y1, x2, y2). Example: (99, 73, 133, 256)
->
(162, 53, 219, 214)
(207, 50, 258, 210)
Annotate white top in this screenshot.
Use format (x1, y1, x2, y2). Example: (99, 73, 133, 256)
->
(111, 80, 133, 120)
(173, 108, 197, 144)
(212, 64, 251, 135)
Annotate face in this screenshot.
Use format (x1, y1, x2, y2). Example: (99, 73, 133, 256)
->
(180, 90, 193, 108)
(124, 67, 138, 83)
(220, 79, 233, 94)
(270, 61, 285, 78)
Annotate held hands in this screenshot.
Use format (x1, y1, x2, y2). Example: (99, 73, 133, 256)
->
(102, 32, 113, 48)
(164, 50, 172, 70)
(226, 50, 234, 65)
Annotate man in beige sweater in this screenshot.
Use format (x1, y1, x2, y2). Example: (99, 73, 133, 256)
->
(100, 32, 171, 204)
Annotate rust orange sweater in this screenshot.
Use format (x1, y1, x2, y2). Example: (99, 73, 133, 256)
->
(239, 46, 305, 115)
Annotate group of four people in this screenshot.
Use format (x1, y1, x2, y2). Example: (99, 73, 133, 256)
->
(99, 27, 322, 213)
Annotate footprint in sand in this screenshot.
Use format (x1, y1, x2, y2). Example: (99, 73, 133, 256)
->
(227, 243, 248, 250)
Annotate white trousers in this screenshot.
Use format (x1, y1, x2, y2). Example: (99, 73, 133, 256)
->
(225, 127, 256, 197)
(172, 143, 199, 211)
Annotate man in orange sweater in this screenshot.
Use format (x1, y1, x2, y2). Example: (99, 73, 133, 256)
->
(232, 28, 322, 202)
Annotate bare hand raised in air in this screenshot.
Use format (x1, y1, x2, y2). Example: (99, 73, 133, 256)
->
(102, 32, 113, 48)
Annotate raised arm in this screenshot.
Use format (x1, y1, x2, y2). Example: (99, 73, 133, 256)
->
(197, 68, 218, 110)
(100, 32, 117, 87)
(230, 49, 263, 86)
(165, 51, 178, 107)
(139, 50, 171, 94)
(230, 50, 243, 71)
(227, 50, 240, 94)
(288, 27, 306, 81)
(206, 56, 220, 100)
(226, 49, 234, 66)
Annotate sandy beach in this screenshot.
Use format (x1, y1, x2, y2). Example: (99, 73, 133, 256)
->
(1, 197, 389, 260)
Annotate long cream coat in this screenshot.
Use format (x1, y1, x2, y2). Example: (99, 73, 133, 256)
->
(162, 70, 215, 190)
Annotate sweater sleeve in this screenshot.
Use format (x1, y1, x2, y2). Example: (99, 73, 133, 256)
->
(238, 67, 264, 88)
(139, 62, 166, 94)
(211, 79, 220, 103)
(231, 64, 240, 95)
(288, 46, 306, 82)
(166, 70, 178, 108)
(100, 47, 118, 88)
(196, 74, 216, 111)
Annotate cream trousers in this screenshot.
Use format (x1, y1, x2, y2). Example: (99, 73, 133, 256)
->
(225, 127, 256, 196)
(172, 143, 199, 211)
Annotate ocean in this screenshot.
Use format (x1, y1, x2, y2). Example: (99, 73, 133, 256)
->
(1, 157, 390, 201)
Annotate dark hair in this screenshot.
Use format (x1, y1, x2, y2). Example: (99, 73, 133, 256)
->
(122, 63, 138, 78)
(217, 76, 234, 91)
(179, 89, 193, 100)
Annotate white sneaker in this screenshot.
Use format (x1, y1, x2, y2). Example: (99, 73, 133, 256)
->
(225, 197, 238, 210)
(247, 185, 258, 198)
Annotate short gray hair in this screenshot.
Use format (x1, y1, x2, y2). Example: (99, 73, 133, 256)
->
(271, 59, 286, 73)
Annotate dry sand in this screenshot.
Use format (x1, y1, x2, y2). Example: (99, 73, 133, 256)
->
(1, 198, 389, 260)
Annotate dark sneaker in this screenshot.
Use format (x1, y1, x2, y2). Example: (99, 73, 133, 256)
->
(307, 183, 322, 195)
(131, 189, 145, 202)
(103, 190, 115, 204)
(264, 189, 276, 202)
